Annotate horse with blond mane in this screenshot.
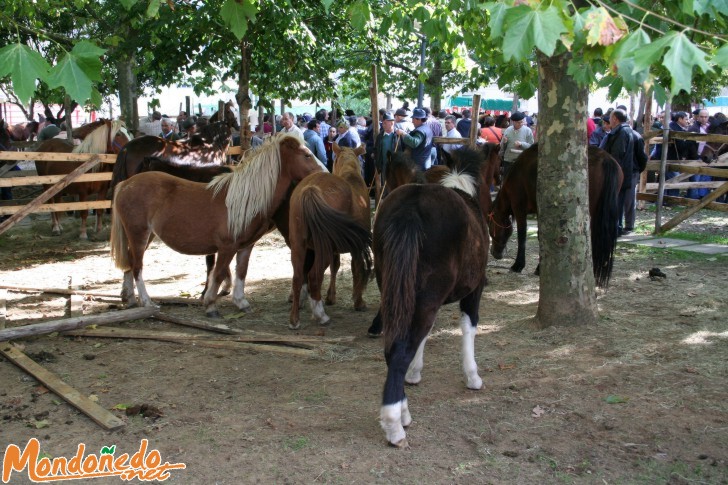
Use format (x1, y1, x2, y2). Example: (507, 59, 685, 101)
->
(110, 133, 322, 317)
(35, 119, 131, 239)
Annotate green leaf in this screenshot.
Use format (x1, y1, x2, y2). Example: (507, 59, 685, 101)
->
(72, 40, 106, 60)
(632, 31, 677, 73)
(484, 2, 508, 41)
(653, 83, 667, 106)
(607, 76, 624, 101)
(713, 44, 728, 68)
(349, 1, 372, 31)
(604, 395, 629, 404)
(502, 6, 567, 61)
(221, 0, 257, 40)
(321, 0, 335, 14)
(146, 0, 161, 18)
(89, 88, 103, 108)
(112, 403, 132, 410)
(614, 30, 651, 89)
(662, 32, 710, 94)
(119, 0, 138, 10)
(47, 53, 94, 103)
(0, 43, 50, 104)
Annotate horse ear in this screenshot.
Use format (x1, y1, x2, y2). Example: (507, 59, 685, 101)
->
(354, 145, 366, 157)
(332, 142, 341, 155)
(441, 148, 454, 167)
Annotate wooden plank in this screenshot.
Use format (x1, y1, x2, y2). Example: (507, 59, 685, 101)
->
(668, 131, 728, 143)
(646, 160, 728, 169)
(0, 306, 157, 342)
(0, 343, 125, 430)
(645, 181, 725, 190)
(657, 181, 728, 233)
(64, 327, 318, 357)
(228, 146, 242, 155)
(0, 200, 111, 216)
(0, 156, 101, 235)
(0, 289, 6, 330)
(637, 193, 728, 212)
(0, 285, 120, 299)
(0, 172, 112, 187)
(645, 163, 728, 178)
(0, 151, 116, 163)
(433, 136, 470, 145)
(153, 311, 241, 335)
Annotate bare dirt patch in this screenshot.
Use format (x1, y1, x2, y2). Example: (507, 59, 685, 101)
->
(1, 208, 727, 484)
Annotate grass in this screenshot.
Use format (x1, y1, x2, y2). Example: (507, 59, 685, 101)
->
(659, 230, 728, 245)
(633, 458, 726, 483)
(283, 436, 309, 452)
(617, 244, 719, 262)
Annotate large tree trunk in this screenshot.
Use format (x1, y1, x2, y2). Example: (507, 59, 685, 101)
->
(426, 56, 444, 113)
(116, 54, 138, 133)
(534, 52, 598, 329)
(236, 38, 252, 151)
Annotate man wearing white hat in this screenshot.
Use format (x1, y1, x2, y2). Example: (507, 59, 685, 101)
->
(499, 111, 534, 177)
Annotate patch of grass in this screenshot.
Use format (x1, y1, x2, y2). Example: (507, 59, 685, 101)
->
(617, 244, 720, 262)
(283, 436, 309, 452)
(661, 230, 728, 245)
(634, 458, 724, 483)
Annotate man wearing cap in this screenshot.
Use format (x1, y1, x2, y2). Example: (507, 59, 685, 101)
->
(499, 111, 534, 177)
(393, 108, 414, 134)
(374, 112, 402, 180)
(396, 108, 433, 171)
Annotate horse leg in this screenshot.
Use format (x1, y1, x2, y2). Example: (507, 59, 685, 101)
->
(121, 271, 136, 307)
(201, 254, 215, 299)
(350, 253, 367, 311)
(232, 247, 253, 312)
(381, 337, 419, 448)
(50, 196, 62, 235)
(128, 232, 156, 307)
(459, 288, 485, 390)
(368, 309, 383, 337)
(306, 252, 330, 326)
(325, 253, 340, 306)
(78, 196, 89, 240)
(511, 212, 528, 273)
(289, 242, 306, 329)
(405, 331, 431, 385)
(203, 250, 236, 318)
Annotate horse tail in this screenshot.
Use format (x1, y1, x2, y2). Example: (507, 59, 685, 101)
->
(379, 211, 422, 351)
(300, 187, 373, 281)
(111, 146, 129, 191)
(109, 184, 130, 271)
(592, 155, 621, 287)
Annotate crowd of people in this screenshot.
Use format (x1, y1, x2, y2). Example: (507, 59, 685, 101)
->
(589, 106, 726, 235)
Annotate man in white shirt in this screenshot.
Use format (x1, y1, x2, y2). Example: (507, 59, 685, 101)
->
(442, 115, 462, 154)
(280, 112, 303, 137)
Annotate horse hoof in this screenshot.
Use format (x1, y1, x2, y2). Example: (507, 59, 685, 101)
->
(510, 265, 524, 273)
(367, 330, 382, 338)
(288, 322, 301, 330)
(318, 316, 331, 327)
(389, 438, 409, 449)
(354, 303, 367, 312)
(206, 310, 222, 319)
(325, 297, 336, 306)
(219, 290, 231, 297)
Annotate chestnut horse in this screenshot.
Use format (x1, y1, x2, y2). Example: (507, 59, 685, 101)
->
(35, 120, 131, 239)
(287, 144, 372, 329)
(111, 121, 231, 190)
(489, 144, 623, 287)
(110, 134, 321, 317)
(5, 120, 40, 141)
(374, 147, 489, 447)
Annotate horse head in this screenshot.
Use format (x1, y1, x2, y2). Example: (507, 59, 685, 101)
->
(488, 195, 513, 260)
(279, 134, 322, 182)
(385, 151, 419, 193)
(331, 144, 364, 176)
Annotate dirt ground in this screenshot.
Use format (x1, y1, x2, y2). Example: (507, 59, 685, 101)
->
(1, 207, 727, 484)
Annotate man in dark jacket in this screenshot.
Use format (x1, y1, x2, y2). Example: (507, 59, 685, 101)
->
(685, 109, 712, 199)
(602, 109, 635, 235)
(396, 108, 433, 171)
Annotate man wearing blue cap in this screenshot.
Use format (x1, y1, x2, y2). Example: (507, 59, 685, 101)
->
(395, 108, 433, 171)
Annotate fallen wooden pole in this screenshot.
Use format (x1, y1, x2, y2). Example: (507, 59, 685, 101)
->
(153, 311, 241, 335)
(65, 327, 318, 357)
(0, 307, 157, 342)
(0, 343, 125, 431)
(0, 285, 120, 299)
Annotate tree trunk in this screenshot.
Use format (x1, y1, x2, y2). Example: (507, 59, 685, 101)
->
(116, 54, 138, 133)
(236, 38, 252, 151)
(534, 51, 598, 329)
(426, 56, 444, 113)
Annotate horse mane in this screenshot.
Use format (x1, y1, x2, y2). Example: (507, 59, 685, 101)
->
(73, 120, 126, 155)
(440, 146, 484, 198)
(208, 133, 300, 239)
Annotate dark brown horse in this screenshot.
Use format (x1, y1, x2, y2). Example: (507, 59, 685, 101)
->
(5, 120, 40, 141)
(208, 100, 241, 131)
(489, 144, 623, 287)
(139, 157, 232, 182)
(110, 134, 321, 317)
(374, 147, 489, 447)
(287, 144, 372, 329)
(111, 121, 231, 190)
(35, 120, 131, 239)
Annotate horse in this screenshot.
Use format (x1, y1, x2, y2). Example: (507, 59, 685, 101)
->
(489, 144, 623, 287)
(373, 147, 489, 448)
(110, 133, 322, 317)
(139, 157, 232, 182)
(111, 121, 231, 190)
(5, 120, 40, 141)
(287, 143, 372, 330)
(35, 120, 131, 239)
(0, 119, 12, 150)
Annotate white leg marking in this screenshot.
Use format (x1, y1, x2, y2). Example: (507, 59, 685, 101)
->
(232, 276, 251, 311)
(460, 313, 482, 390)
(135, 272, 157, 308)
(380, 401, 407, 445)
(309, 298, 330, 325)
(400, 397, 412, 428)
(405, 336, 428, 385)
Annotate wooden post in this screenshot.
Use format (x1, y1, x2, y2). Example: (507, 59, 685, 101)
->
(185, 96, 191, 117)
(658, 181, 728, 233)
(0, 289, 6, 330)
(655, 94, 671, 232)
(218, 100, 225, 118)
(639, 90, 653, 209)
(370, 64, 382, 205)
(469, 94, 481, 147)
